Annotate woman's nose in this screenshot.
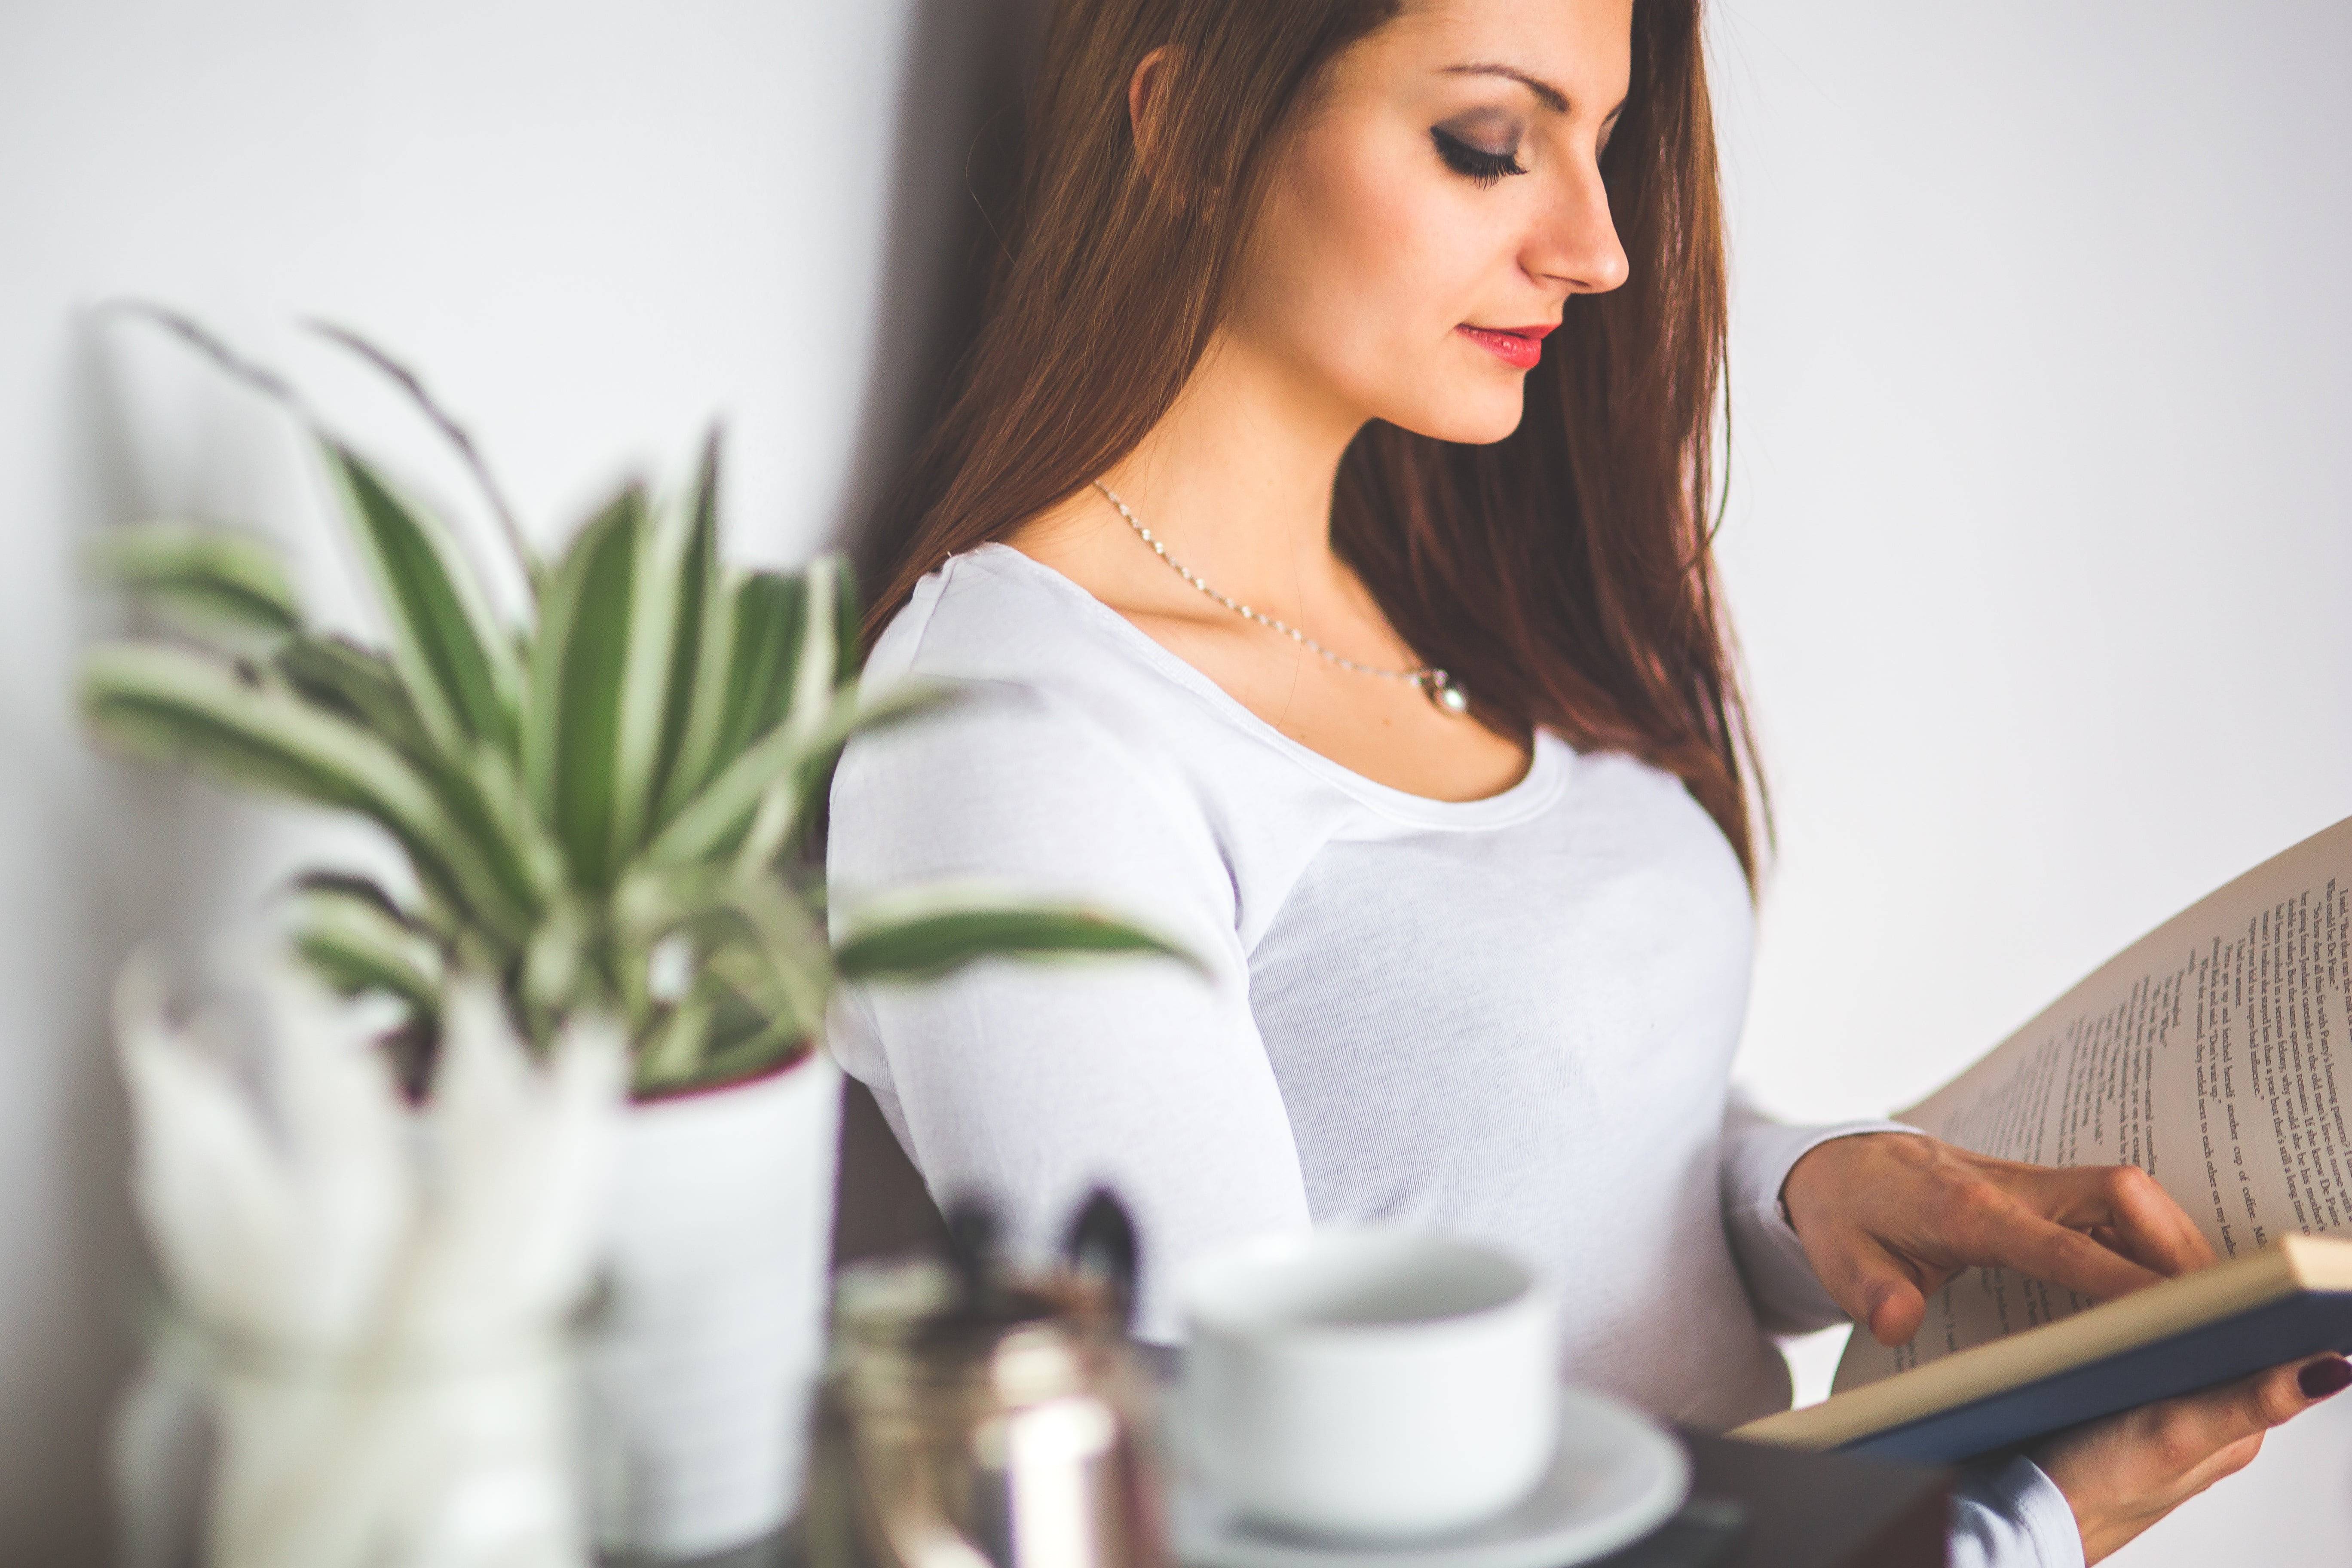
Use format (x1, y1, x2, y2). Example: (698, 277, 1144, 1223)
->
(1529, 161, 1629, 296)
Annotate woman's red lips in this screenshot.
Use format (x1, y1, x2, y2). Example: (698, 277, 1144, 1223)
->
(1457, 323, 1556, 370)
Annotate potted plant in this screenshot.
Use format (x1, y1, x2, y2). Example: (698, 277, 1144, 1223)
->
(80, 311, 1190, 1559)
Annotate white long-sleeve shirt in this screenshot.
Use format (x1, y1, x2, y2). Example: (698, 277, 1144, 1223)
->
(828, 544, 2080, 1564)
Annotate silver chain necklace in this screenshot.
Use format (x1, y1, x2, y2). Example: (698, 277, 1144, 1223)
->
(1094, 482, 1470, 716)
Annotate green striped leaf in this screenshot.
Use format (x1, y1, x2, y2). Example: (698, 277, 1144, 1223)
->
(80, 641, 464, 887)
(274, 634, 429, 755)
(833, 886, 1200, 983)
(608, 870, 827, 1093)
(519, 893, 594, 1024)
(631, 992, 716, 1091)
(82, 643, 542, 938)
(651, 567, 737, 826)
(682, 1026, 813, 1095)
(827, 554, 861, 690)
(285, 873, 443, 1012)
(787, 554, 846, 733)
(704, 888, 831, 1042)
(323, 442, 520, 756)
(652, 565, 802, 827)
(275, 637, 547, 939)
(717, 572, 806, 763)
(645, 682, 945, 871)
(425, 746, 558, 940)
(290, 868, 413, 920)
(658, 438, 722, 789)
(714, 555, 873, 870)
(634, 977, 805, 1096)
(610, 437, 718, 859)
(90, 522, 302, 644)
(525, 484, 645, 890)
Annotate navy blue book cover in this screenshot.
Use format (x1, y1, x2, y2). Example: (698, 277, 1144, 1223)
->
(1843, 1286, 2352, 1464)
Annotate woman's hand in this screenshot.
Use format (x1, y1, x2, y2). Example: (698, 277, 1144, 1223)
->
(1778, 1132, 2212, 1346)
(1781, 1133, 2352, 1560)
(2035, 1353, 2352, 1562)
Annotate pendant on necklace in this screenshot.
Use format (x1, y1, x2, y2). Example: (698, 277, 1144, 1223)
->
(1421, 670, 1471, 716)
(1092, 481, 1473, 717)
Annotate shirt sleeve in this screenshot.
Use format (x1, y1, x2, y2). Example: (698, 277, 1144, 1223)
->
(1950, 1457, 2086, 1568)
(1718, 1092, 1926, 1332)
(826, 678, 1312, 1342)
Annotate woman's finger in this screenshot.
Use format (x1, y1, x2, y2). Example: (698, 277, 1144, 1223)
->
(1821, 1230, 1935, 1346)
(2034, 1355, 2349, 1562)
(2153, 1356, 2342, 1470)
(2012, 1163, 2216, 1277)
(1952, 1200, 2168, 1303)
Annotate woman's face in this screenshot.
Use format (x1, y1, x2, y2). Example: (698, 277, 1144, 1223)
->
(1224, 0, 1634, 446)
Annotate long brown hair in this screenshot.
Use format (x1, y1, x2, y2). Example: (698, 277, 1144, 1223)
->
(865, 0, 1762, 876)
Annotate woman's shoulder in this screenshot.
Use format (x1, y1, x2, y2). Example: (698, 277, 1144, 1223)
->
(837, 545, 1379, 914)
(870, 544, 1164, 696)
(832, 547, 1271, 920)
(845, 546, 1238, 819)
(861, 543, 1292, 788)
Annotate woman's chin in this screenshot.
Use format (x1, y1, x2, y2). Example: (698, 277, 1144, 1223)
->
(1386, 389, 1527, 447)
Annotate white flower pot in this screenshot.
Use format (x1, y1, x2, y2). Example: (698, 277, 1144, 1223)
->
(586, 1047, 842, 1559)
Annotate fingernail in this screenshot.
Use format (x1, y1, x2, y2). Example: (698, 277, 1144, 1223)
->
(2299, 1357, 2352, 1400)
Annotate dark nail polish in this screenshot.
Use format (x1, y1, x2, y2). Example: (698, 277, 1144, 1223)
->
(2298, 1357, 2352, 1400)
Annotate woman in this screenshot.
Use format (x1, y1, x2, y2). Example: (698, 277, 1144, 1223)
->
(828, 1, 2347, 1561)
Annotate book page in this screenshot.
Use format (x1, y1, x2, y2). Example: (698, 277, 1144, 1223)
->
(1832, 815, 2352, 1396)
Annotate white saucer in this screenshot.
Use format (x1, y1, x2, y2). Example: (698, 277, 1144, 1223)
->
(1170, 1385, 1690, 1568)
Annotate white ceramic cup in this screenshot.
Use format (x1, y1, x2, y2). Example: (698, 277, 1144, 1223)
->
(1179, 1227, 1559, 1541)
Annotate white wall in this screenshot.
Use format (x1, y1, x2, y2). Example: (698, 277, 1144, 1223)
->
(3, 0, 2344, 1560)
(1710, 3, 2352, 1562)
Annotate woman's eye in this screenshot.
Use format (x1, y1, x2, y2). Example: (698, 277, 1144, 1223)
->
(1430, 126, 1527, 189)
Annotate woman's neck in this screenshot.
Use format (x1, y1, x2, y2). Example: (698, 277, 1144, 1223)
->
(1002, 327, 1534, 805)
(1062, 329, 1369, 612)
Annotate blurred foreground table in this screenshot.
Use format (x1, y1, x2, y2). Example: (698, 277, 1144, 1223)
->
(1591, 1431, 1950, 1568)
(644, 1430, 1948, 1568)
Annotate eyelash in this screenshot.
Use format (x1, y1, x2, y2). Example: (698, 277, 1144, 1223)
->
(1431, 126, 1527, 189)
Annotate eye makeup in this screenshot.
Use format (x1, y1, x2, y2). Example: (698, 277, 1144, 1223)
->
(1430, 124, 1527, 188)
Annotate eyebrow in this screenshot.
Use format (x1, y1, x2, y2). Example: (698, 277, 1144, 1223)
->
(1443, 62, 1570, 115)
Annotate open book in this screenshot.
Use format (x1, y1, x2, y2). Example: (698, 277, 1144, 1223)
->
(1735, 815, 2352, 1463)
